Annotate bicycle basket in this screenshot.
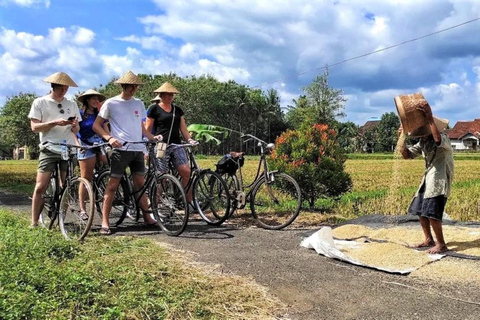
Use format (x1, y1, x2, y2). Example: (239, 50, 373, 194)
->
(215, 154, 244, 175)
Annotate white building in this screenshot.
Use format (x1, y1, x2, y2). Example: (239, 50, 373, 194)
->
(447, 119, 480, 151)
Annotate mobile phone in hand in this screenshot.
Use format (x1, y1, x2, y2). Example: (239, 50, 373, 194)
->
(67, 116, 76, 121)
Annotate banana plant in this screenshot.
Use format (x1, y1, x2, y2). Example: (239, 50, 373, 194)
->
(187, 124, 233, 145)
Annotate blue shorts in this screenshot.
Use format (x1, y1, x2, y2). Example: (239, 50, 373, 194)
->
(155, 147, 188, 174)
(77, 135, 105, 160)
(408, 191, 447, 222)
(77, 141, 104, 160)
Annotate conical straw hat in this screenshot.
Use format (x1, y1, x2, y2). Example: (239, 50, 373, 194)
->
(77, 89, 106, 104)
(150, 94, 161, 102)
(114, 71, 144, 85)
(153, 82, 180, 94)
(410, 116, 449, 138)
(43, 72, 78, 87)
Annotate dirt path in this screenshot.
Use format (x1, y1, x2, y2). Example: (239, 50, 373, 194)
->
(2, 190, 480, 319)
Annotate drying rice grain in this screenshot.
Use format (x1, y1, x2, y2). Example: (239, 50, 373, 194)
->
(341, 242, 432, 271)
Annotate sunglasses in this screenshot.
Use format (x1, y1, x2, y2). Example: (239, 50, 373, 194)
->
(58, 104, 65, 114)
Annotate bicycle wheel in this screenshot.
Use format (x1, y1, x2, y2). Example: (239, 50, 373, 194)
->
(251, 172, 301, 230)
(193, 170, 230, 225)
(96, 171, 130, 227)
(39, 175, 57, 229)
(221, 173, 240, 218)
(58, 177, 95, 241)
(150, 173, 188, 236)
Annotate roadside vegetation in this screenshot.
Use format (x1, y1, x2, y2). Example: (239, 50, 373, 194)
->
(3, 153, 480, 224)
(0, 209, 283, 319)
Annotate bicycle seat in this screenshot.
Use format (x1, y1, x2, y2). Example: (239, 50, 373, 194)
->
(229, 151, 244, 158)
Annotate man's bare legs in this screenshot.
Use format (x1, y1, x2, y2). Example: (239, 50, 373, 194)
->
(31, 170, 66, 226)
(101, 176, 121, 230)
(131, 173, 157, 225)
(411, 216, 448, 253)
(412, 216, 435, 248)
(31, 171, 52, 226)
(428, 219, 448, 253)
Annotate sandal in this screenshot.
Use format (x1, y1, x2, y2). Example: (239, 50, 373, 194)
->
(99, 227, 111, 235)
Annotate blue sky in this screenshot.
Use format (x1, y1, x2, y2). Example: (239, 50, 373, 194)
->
(1, 0, 480, 126)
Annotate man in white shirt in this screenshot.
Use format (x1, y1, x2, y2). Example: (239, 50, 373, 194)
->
(28, 72, 81, 227)
(93, 71, 161, 235)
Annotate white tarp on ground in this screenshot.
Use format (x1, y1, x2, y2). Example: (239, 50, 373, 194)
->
(301, 227, 444, 274)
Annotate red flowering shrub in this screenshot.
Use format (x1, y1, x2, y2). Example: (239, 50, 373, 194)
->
(269, 124, 352, 208)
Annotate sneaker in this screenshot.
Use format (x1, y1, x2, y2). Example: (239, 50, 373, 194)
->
(80, 211, 89, 221)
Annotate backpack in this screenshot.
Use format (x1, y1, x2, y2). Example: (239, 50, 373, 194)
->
(215, 154, 244, 175)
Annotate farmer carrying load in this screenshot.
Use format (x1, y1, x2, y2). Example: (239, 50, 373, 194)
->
(395, 93, 454, 254)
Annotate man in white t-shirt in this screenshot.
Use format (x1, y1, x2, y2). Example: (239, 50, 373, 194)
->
(93, 71, 161, 235)
(28, 72, 81, 227)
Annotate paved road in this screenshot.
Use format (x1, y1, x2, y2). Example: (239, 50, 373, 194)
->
(2, 190, 480, 319)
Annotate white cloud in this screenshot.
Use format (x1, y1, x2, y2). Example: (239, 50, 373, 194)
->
(0, 0, 49, 8)
(116, 35, 166, 51)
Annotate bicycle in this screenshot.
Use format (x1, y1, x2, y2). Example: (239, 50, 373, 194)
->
(38, 141, 96, 240)
(217, 134, 302, 230)
(95, 140, 188, 236)
(167, 142, 231, 226)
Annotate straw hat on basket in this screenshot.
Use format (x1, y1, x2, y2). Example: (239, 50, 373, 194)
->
(114, 71, 144, 85)
(150, 94, 161, 102)
(43, 72, 78, 87)
(153, 82, 180, 94)
(77, 89, 106, 104)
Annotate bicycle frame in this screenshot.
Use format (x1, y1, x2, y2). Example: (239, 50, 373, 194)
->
(232, 134, 276, 209)
(122, 142, 159, 215)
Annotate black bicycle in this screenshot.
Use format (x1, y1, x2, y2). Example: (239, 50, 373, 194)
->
(94, 140, 188, 236)
(217, 134, 302, 230)
(168, 142, 231, 226)
(39, 141, 96, 240)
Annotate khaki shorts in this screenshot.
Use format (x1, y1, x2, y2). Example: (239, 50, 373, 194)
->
(38, 149, 67, 173)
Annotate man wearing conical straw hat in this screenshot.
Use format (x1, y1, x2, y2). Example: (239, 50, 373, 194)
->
(397, 95, 454, 254)
(28, 71, 82, 227)
(93, 71, 161, 235)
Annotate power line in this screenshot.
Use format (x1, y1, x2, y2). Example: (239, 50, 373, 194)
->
(254, 17, 480, 88)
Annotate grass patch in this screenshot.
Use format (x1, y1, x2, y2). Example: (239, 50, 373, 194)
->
(0, 209, 283, 319)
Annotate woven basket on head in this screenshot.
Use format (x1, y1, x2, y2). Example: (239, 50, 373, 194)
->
(394, 93, 429, 135)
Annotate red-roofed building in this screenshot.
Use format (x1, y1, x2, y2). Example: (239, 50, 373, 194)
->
(446, 119, 480, 150)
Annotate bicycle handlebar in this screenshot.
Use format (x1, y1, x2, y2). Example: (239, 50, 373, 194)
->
(42, 141, 108, 150)
(122, 140, 157, 146)
(240, 134, 267, 145)
(167, 141, 200, 150)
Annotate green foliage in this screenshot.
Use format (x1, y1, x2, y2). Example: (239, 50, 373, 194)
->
(0, 93, 39, 153)
(187, 123, 232, 145)
(97, 74, 286, 155)
(269, 123, 352, 208)
(375, 112, 400, 152)
(335, 121, 360, 153)
(285, 68, 347, 129)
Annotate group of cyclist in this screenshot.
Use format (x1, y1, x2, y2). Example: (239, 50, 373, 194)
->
(28, 70, 195, 235)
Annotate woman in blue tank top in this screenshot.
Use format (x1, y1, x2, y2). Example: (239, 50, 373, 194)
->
(77, 89, 109, 217)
